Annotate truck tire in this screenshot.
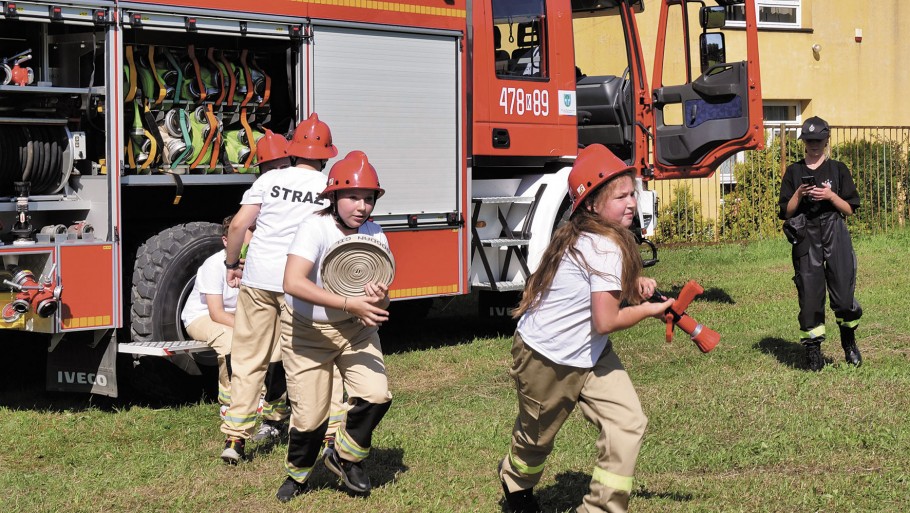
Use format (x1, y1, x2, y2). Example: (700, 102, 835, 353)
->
(128, 222, 223, 403)
(131, 222, 224, 341)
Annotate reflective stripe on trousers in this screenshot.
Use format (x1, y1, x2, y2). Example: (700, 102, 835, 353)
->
(500, 332, 646, 513)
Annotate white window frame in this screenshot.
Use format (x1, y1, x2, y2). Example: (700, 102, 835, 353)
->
(762, 100, 801, 126)
(762, 100, 803, 145)
(725, 0, 801, 29)
(762, 100, 802, 148)
(720, 100, 802, 184)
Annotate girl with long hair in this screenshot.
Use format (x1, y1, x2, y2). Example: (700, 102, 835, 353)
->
(499, 144, 674, 513)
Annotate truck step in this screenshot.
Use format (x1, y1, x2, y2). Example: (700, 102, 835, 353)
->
(472, 195, 535, 205)
(118, 340, 211, 356)
(473, 280, 526, 292)
(479, 237, 530, 247)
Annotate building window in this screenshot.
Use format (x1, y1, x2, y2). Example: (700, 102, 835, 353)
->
(725, 0, 800, 29)
(762, 100, 801, 149)
(763, 101, 800, 126)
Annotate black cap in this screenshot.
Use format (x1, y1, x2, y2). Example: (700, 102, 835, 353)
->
(799, 116, 830, 141)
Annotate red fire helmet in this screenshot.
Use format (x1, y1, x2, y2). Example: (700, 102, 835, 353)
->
(255, 129, 290, 166)
(287, 113, 338, 160)
(568, 144, 635, 213)
(322, 150, 385, 199)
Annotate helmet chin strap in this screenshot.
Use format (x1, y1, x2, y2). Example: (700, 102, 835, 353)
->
(330, 194, 358, 231)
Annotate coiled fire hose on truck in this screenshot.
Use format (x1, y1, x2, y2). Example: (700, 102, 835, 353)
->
(320, 235, 395, 297)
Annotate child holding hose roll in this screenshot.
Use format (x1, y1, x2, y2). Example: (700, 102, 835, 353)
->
(498, 144, 673, 513)
(275, 150, 392, 503)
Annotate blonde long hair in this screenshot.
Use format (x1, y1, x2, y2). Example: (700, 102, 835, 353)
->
(513, 173, 642, 318)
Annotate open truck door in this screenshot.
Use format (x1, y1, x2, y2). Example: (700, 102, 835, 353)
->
(650, 0, 763, 179)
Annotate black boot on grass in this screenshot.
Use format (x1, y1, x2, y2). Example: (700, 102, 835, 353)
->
(840, 326, 862, 367)
(324, 448, 371, 493)
(498, 459, 540, 513)
(276, 477, 309, 503)
(804, 339, 824, 372)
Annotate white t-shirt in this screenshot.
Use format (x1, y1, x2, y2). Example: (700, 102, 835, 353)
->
(181, 249, 239, 326)
(240, 167, 329, 292)
(516, 233, 623, 368)
(285, 214, 388, 323)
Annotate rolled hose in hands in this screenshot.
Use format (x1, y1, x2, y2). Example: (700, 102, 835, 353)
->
(320, 234, 395, 297)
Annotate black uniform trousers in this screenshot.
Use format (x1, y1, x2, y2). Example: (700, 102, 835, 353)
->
(791, 212, 862, 340)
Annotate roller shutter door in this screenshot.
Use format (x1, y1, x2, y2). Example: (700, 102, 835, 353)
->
(312, 26, 461, 217)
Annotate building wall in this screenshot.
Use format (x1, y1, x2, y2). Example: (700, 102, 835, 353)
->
(574, 0, 910, 126)
(573, 0, 909, 226)
(758, 0, 908, 126)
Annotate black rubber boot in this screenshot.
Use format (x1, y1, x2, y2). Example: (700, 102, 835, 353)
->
(502, 485, 540, 513)
(804, 339, 824, 372)
(840, 326, 862, 366)
(276, 477, 309, 503)
(325, 449, 371, 494)
(498, 459, 540, 513)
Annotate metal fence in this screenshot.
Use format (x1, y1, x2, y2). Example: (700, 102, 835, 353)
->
(649, 125, 910, 243)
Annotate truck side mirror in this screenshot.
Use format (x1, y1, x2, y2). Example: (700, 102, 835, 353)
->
(700, 6, 727, 30)
(699, 32, 726, 73)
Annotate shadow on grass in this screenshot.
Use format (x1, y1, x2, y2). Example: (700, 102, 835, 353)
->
(368, 446, 408, 487)
(380, 294, 517, 354)
(701, 287, 735, 304)
(633, 486, 694, 501)
(756, 336, 832, 370)
(658, 285, 735, 305)
(535, 470, 692, 511)
(537, 470, 589, 511)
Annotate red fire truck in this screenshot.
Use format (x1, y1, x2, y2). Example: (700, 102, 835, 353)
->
(0, 0, 762, 397)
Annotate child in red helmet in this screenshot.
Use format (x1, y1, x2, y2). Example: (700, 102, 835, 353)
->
(276, 150, 393, 503)
(498, 144, 673, 513)
(220, 118, 339, 464)
(288, 112, 348, 464)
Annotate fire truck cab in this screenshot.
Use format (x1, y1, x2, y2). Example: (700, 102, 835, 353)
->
(0, 0, 762, 397)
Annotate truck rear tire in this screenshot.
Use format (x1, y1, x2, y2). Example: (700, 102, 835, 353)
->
(128, 222, 224, 402)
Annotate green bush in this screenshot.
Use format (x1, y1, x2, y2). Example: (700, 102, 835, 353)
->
(655, 184, 714, 243)
(717, 135, 799, 242)
(649, 131, 909, 244)
(717, 133, 909, 241)
(832, 138, 910, 234)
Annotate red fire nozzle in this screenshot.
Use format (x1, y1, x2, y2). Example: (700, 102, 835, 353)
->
(658, 280, 719, 353)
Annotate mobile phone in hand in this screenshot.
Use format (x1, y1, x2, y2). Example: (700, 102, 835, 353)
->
(801, 175, 817, 187)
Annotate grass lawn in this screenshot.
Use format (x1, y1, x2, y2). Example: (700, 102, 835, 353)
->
(2, 228, 910, 512)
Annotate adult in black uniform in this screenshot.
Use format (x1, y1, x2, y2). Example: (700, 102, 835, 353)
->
(779, 116, 863, 371)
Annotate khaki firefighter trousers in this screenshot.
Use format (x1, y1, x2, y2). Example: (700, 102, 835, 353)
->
(185, 316, 234, 407)
(220, 286, 289, 439)
(186, 315, 285, 414)
(282, 312, 391, 461)
(500, 332, 647, 513)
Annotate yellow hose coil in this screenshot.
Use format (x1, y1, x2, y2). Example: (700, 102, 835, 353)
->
(320, 234, 395, 297)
